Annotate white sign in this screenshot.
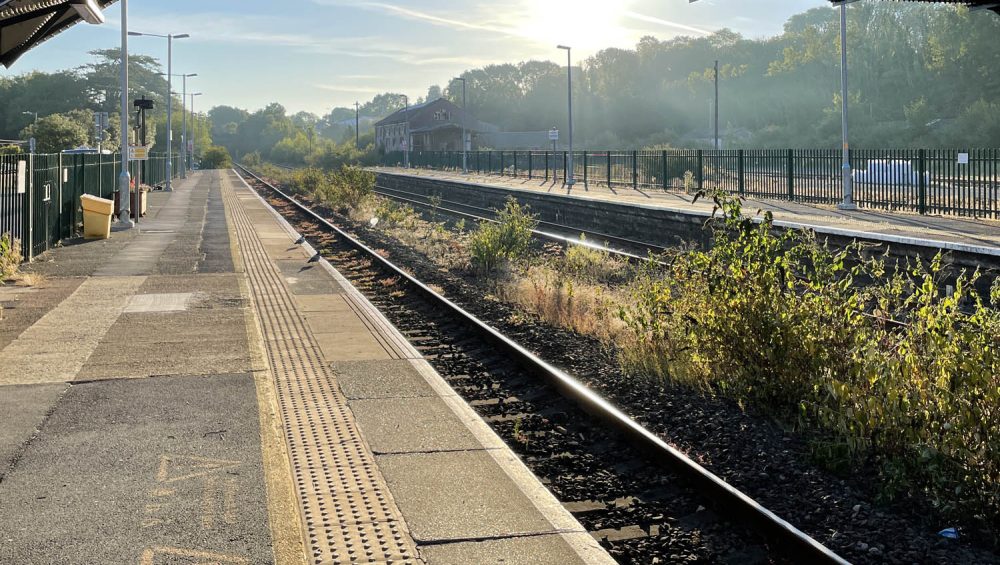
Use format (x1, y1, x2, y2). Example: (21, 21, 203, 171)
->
(548, 129, 559, 141)
(128, 145, 149, 161)
(401, 141, 408, 150)
(16, 160, 26, 194)
(958, 152, 970, 165)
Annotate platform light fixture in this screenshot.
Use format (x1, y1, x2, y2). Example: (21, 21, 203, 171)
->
(70, 0, 106, 25)
(132, 32, 190, 191)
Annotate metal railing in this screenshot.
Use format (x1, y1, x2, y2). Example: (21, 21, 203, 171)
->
(384, 148, 1000, 219)
(0, 152, 178, 260)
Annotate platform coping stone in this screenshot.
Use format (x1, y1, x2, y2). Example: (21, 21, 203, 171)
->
(222, 174, 423, 565)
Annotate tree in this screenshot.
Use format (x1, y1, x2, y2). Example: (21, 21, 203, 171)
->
(21, 114, 88, 153)
(200, 145, 232, 169)
(426, 84, 442, 101)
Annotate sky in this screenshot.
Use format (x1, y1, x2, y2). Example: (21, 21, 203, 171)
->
(1, 0, 830, 116)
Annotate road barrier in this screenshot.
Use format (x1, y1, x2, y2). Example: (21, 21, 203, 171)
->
(0, 152, 177, 260)
(383, 148, 1000, 219)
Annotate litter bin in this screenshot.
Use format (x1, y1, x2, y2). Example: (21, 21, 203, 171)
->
(81, 194, 114, 239)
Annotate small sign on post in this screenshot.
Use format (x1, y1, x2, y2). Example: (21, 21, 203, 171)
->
(548, 128, 559, 141)
(128, 145, 149, 161)
(16, 160, 26, 194)
(957, 152, 970, 165)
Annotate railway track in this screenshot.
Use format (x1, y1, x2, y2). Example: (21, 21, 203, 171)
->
(235, 164, 848, 565)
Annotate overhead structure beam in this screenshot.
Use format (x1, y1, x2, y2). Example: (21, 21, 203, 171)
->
(0, 0, 117, 67)
(829, 0, 999, 15)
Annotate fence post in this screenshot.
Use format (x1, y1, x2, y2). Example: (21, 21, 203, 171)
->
(583, 152, 588, 187)
(662, 150, 668, 190)
(632, 150, 638, 190)
(606, 152, 612, 187)
(528, 152, 533, 180)
(696, 149, 704, 191)
(545, 152, 549, 181)
(737, 149, 745, 196)
(500, 151, 504, 176)
(563, 152, 568, 185)
(787, 149, 794, 201)
(918, 148, 927, 215)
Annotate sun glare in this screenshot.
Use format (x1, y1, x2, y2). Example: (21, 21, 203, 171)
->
(516, 0, 634, 52)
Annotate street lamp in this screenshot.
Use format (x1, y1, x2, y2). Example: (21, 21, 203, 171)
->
(452, 77, 468, 173)
(115, 0, 133, 229)
(400, 94, 410, 169)
(189, 92, 202, 170)
(131, 32, 189, 191)
(557, 45, 575, 186)
(22, 111, 37, 125)
(834, 0, 858, 210)
(354, 101, 361, 150)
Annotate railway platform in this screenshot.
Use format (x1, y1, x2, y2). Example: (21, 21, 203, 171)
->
(374, 167, 1000, 258)
(0, 170, 613, 565)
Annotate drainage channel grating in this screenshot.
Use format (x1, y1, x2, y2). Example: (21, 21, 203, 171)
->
(224, 177, 422, 564)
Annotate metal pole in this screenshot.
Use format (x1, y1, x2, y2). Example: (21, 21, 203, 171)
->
(190, 94, 197, 169)
(714, 60, 719, 150)
(838, 3, 856, 210)
(115, 0, 133, 228)
(355, 101, 360, 150)
(461, 78, 467, 173)
(165, 35, 172, 191)
(181, 74, 187, 178)
(559, 46, 576, 186)
(403, 96, 410, 169)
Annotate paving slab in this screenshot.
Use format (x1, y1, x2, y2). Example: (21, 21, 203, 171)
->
(0, 277, 84, 350)
(420, 532, 613, 565)
(375, 450, 579, 543)
(275, 259, 343, 295)
(0, 373, 272, 565)
(0, 383, 67, 474)
(350, 396, 486, 454)
(332, 359, 438, 399)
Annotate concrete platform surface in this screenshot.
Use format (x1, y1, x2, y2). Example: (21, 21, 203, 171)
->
(0, 170, 614, 565)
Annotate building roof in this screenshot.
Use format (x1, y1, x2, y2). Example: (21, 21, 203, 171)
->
(374, 98, 437, 127)
(0, 0, 117, 68)
(830, 0, 999, 14)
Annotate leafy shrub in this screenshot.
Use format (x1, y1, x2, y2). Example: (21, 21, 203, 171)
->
(0, 233, 22, 279)
(617, 191, 1000, 522)
(470, 198, 537, 272)
(200, 146, 232, 169)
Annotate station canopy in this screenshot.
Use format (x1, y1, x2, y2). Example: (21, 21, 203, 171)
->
(0, 0, 117, 68)
(830, 0, 999, 14)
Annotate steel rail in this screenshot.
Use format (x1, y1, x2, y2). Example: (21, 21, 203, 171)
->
(372, 185, 655, 262)
(235, 164, 850, 564)
(375, 182, 670, 256)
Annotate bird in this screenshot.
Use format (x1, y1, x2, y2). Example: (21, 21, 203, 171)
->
(308, 253, 321, 263)
(294, 235, 305, 245)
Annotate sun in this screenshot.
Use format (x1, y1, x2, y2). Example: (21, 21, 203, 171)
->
(516, 0, 635, 53)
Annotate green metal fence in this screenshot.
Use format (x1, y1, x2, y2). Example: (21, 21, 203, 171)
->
(0, 152, 177, 260)
(389, 148, 1000, 219)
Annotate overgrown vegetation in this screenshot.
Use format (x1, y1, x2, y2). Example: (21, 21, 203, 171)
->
(0, 233, 21, 280)
(616, 193, 1000, 525)
(469, 198, 537, 272)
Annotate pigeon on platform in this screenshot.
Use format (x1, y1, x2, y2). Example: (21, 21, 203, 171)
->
(308, 253, 321, 263)
(294, 235, 305, 244)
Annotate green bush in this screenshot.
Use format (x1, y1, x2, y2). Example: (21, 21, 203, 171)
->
(200, 145, 232, 169)
(470, 198, 537, 272)
(0, 233, 22, 279)
(617, 191, 1000, 522)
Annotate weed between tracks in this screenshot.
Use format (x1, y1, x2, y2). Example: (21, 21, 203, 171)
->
(256, 164, 1000, 542)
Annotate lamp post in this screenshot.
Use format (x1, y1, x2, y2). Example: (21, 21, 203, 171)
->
(714, 60, 720, 150)
(130, 32, 189, 192)
(836, 1, 857, 210)
(158, 72, 196, 180)
(22, 111, 37, 126)
(452, 77, 467, 173)
(115, 0, 133, 229)
(557, 45, 575, 186)
(189, 92, 202, 169)
(354, 101, 360, 150)
(400, 94, 409, 169)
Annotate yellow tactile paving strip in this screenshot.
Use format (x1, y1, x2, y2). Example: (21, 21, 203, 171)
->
(222, 174, 422, 565)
